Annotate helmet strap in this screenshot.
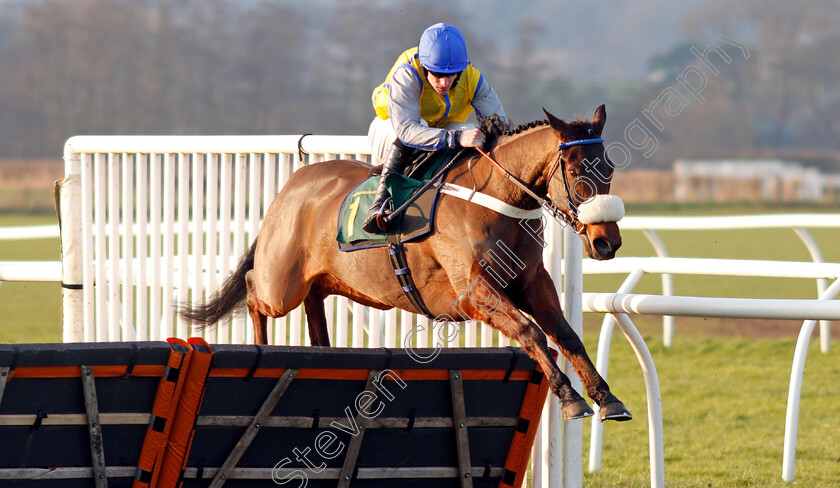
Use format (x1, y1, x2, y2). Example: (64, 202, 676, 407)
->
(421, 67, 462, 89)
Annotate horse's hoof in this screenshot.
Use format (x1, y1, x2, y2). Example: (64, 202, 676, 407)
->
(562, 399, 594, 420)
(599, 401, 633, 422)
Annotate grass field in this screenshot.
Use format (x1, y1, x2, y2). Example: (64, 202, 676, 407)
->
(580, 336, 840, 487)
(0, 213, 62, 343)
(1, 204, 839, 486)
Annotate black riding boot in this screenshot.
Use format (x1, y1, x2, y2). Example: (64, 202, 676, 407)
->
(362, 144, 410, 233)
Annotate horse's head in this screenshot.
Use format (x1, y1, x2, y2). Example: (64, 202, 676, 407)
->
(543, 105, 623, 260)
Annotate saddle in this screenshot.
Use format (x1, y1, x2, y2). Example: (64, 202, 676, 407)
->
(366, 148, 443, 179)
(336, 148, 457, 252)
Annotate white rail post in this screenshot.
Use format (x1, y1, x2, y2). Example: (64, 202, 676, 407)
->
(589, 268, 645, 473)
(149, 153, 163, 341)
(122, 153, 135, 341)
(60, 142, 84, 342)
(539, 214, 563, 488)
(107, 153, 120, 341)
(94, 153, 107, 341)
(612, 313, 665, 488)
(792, 226, 830, 352)
(82, 153, 94, 341)
(561, 225, 583, 488)
(641, 229, 675, 347)
(782, 276, 840, 482)
(136, 153, 148, 341)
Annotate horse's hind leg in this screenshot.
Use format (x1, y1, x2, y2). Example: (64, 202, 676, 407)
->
(303, 292, 331, 347)
(248, 303, 268, 345)
(245, 266, 316, 345)
(245, 270, 269, 345)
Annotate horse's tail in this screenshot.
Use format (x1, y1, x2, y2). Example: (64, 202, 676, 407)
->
(179, 239, 257, 327)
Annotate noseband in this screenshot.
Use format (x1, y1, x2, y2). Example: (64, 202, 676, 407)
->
(552, 138, 604, 232)
(477, 137, 604, 233)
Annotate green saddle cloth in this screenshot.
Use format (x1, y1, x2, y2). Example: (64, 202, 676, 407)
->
(337, 149, 453, 248)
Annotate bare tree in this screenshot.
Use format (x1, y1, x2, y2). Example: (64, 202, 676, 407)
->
(684, 0, 840, 149)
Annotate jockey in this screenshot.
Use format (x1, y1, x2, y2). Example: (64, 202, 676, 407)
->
(363, 22, 507, 233)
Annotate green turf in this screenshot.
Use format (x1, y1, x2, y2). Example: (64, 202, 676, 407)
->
(0, 213, 62, 342)
(579, 334, 840, 487)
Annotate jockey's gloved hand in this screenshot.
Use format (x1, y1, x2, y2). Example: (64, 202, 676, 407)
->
(446, 130, 462, 149)
(455, 128, 486, 149)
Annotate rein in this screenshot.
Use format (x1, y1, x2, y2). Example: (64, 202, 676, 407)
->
(476, 137, 604, 233)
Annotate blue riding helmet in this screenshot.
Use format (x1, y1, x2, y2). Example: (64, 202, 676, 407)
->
(418, 23, 469, 74)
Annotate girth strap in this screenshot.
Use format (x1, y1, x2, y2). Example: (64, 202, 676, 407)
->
(386, 233, 435, 319)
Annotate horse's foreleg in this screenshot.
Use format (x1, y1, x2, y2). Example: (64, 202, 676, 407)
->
(516, 319, 594, 420)
(458, 280, 593, 420)
(515, 268, 631, 421)
(303, 292, 331, 347)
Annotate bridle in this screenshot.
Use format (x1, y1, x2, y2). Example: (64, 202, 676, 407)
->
(476, 137, 604, 233)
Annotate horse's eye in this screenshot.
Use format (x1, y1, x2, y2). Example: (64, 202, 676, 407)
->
(570, 169, 580, 178)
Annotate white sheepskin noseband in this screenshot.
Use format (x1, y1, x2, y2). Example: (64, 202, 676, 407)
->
(577, 195, 625, 224)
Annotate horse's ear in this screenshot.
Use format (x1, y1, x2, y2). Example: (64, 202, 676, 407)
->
(543, 108, 570, 134)
(592, 104, 606, 136)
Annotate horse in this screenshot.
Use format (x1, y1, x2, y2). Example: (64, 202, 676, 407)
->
(181, 105, 631, 421)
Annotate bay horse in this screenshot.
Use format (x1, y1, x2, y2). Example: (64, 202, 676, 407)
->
(181, 105, 631, 421)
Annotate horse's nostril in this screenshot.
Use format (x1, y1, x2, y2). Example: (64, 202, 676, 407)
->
(593, 237, 612, 256)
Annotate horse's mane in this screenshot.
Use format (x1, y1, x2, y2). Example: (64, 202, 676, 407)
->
(480, 115, 598, 151)
(503, 119, 550, 136)
(479, 115, 544, 139)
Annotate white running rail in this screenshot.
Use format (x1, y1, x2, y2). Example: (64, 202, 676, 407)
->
(579, 258, 840, 484)
(621, 214, 840, 351)
(0, 226, 62, 283)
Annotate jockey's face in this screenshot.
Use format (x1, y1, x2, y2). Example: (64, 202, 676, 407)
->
(427, 71, 457, 95)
